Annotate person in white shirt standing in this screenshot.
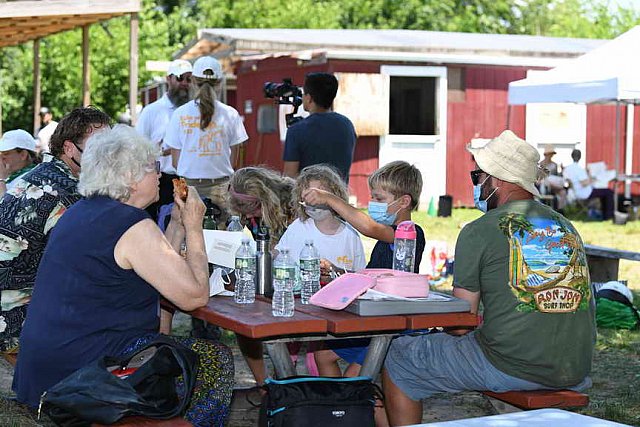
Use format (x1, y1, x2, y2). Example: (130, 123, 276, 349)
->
(36, 107, 58, 154)
(136, 59, 193, 221)
(563, 149, 614, 220)
(165, 56, 248, 228)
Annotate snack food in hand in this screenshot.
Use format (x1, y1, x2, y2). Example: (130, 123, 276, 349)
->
(172, 177, 188, 201)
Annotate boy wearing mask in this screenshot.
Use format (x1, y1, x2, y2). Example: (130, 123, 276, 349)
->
(302, 160, 426, 376)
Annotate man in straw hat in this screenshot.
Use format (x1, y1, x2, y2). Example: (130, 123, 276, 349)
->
(539, 144, 568, 211)
(382, 130, 595, 426)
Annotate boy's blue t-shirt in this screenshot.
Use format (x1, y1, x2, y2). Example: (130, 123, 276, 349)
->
(367, 224, 426, 272)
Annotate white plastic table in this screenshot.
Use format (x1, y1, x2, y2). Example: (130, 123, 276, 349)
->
(409, 409, 631, 427)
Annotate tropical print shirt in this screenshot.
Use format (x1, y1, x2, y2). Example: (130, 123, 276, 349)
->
(454, 199, 595, 388)
(0, 156, 80, 352)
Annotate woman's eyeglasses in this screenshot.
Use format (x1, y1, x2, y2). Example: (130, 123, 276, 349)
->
(470, 169, 485, 186)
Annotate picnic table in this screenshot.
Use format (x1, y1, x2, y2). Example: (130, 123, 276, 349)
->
(584, 244, 640, 282)
(177, 296, 479, 379)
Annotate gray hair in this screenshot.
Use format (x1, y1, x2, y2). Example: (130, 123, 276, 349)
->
(78, 124, 160, 201)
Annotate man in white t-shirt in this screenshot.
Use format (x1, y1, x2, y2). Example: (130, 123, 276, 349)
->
(136, 59, 193, 221)
(164, 56, 248, 226)
(36, 107, 58, 153)
(563, 149, 614, 220)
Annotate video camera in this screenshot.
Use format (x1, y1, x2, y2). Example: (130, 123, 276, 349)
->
(264, 78, 304, 127)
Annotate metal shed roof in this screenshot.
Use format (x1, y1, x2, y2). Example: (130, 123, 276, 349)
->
(178, 28, 606, 61)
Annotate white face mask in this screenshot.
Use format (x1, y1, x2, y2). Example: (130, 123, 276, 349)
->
(305, 206, 333, 221)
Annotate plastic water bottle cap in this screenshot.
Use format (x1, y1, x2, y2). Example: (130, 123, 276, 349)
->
(394, 220, 417, 239)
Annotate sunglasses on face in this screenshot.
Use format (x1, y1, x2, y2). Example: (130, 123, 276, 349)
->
(175, 75, 191, 83)
(470, 169, 485, 186)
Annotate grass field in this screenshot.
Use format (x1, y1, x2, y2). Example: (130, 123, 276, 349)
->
(1, 208, 639, 426)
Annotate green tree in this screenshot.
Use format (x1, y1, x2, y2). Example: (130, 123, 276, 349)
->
(1, 0, 639, 132)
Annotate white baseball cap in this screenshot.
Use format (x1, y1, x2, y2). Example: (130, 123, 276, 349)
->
(0, 129, 36, 153)
(167, 59, 193, 77)
(192, 56, 223, 80)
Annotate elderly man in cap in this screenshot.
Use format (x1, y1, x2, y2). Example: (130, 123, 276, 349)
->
(136, 59, 193, 221)
(382, 130, 595, 426)
(0, 107, 110, 354)
(0, 130, 38, 196)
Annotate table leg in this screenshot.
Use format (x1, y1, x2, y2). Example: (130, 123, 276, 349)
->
(264, 342, 296, 378)
(360, 336, 392, 379)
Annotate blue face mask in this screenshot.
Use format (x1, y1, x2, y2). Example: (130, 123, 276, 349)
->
(368, 200, 400, 226)
(473, 176, 497, 213)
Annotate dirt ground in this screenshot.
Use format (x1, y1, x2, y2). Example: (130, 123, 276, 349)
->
(0, 312, 496, 426)
(2, 312, 637, 426)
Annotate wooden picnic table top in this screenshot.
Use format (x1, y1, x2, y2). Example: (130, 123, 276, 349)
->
(584, 244, 640, 261)
(176, 296, 479, 340)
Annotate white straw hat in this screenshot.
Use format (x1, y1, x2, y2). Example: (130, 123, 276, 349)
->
(466, 130, 541, 197)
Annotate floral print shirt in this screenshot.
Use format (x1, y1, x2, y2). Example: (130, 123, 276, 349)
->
(0, 156, 80, 352)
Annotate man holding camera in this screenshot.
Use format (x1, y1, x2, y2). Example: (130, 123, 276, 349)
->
(283, 72, 356, 183)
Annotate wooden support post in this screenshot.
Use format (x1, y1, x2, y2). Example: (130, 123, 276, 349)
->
(82, 24, 91, 106)
(33, 38, 41, 136)
(129, 12, 139, 125)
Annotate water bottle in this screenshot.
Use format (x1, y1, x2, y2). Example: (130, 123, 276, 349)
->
(255, 226, 273, 296)
(393, 220, 417, 273)
(272, 248, 295, 317)
(299, 240, 320, 304)
(234, 238, 256, 304)
(226, 215, 244, 232)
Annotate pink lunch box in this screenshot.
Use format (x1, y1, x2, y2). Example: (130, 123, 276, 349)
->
(357, 268, 429, 298)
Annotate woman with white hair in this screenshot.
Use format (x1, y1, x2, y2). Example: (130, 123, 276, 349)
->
(13, 125, 234, 426)
(164, 56, 248, 228)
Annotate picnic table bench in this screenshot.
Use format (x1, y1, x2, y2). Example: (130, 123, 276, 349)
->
(585, 244, 640, 282)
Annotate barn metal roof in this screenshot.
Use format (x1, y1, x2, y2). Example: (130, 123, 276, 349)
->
(178, 28, 606, 62)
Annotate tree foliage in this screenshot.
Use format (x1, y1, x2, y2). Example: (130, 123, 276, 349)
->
(1, 0, 639, 132)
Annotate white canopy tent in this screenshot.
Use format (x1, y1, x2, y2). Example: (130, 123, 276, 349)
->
(508, 26, 640, 219)
(509, 26, 640, 104)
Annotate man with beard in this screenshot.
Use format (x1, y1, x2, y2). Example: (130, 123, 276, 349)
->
(136, 59, 193, 221)
(382, 131, 595, 426)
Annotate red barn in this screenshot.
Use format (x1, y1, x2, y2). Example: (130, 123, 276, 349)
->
(166, 28, 632, 208)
